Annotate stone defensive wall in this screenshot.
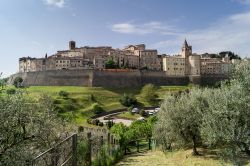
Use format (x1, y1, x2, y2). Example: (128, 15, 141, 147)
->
(8, 69, 227, 88)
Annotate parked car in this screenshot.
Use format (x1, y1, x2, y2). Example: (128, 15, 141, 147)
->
(148, 110, 155, 115)
(154, 107, 160, 113)
(131, 107, 139, 113)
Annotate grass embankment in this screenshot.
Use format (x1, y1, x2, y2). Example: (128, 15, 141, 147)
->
(25, 85, 190, 126)
(116, 149, 250, 166)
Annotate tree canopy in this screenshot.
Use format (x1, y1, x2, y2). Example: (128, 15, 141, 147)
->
(154, 61, 250, 161)
(0, 91, 72, 165)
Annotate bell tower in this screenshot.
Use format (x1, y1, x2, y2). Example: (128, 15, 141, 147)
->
(181, 39, 192, 58)
(69, 41, 76, 50)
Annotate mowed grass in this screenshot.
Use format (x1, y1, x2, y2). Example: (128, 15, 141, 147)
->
(116, 149, 250, 166)
(25, 85, 190, 126)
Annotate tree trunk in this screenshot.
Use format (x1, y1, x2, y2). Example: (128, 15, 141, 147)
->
(192, 135, 199, 156)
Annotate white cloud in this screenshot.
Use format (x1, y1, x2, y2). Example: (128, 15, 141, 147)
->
(111, 21, 178, 35)
(151, 11, 250, 57)
(43, 0, 65, 8)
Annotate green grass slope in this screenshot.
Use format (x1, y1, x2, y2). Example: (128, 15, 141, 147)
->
(25, 85, 190, 126)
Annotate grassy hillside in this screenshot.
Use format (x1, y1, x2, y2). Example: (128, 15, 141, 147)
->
(24, 85, 190, 126)
(116, 149, 250, 166)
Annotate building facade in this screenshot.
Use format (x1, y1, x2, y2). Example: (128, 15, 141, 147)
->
(19, 40, 233, 77)
(162, 40, 232, 77)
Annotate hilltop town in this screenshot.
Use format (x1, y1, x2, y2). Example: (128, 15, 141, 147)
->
(19, 40, 237, 77)
(10, 40, 242, 88)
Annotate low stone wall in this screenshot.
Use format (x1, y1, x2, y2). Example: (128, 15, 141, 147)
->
(8, 69, 228, 87)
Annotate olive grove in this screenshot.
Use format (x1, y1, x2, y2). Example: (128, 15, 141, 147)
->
(154, 61, 250, 161)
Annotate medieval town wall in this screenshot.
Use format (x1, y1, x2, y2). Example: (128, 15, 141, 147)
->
(8, 69, 227, 88)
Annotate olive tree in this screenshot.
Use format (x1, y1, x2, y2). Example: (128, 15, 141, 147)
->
(0, 91, 72, 165)
(154, 89, 207, 155)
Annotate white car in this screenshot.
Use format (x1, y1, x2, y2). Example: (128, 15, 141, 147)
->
(154, 107, 160, 113)
(148, 110, 155, 115)
(131, 108, 139, 113)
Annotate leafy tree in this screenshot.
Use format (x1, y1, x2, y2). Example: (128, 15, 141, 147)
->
(92, 103, 104, 114)
(219, 51, 241, 60)
(154, 89, 206, 155)
(0, 92, 71, 165)
(155, 61, 250, 160)
(140, 84, 158, 104)
(58, 90, 69, 98)
(6, 88, 16, 95)
(201, 62, 250, 157)
(119, 93, 137, 107)
(110, 123, 128, 147)
(0, 73, 7, 92)
(105, 59, 116, 69)
(13, 77, 23, 88)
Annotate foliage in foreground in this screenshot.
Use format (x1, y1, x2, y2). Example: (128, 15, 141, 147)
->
(140, 84, 158, 104)
(119, 93, 137, 107)
(110, 116, 157, 152)
(0, 91, 72, 165)
(154, 61, 250, 164)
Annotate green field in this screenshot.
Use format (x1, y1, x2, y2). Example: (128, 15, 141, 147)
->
(23, 85, 190, 126)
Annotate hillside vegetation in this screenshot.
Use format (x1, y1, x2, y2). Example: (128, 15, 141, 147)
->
(25, 85, 190, 125)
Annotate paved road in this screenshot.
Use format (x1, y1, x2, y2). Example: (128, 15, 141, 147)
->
(97, 115, 133, 126)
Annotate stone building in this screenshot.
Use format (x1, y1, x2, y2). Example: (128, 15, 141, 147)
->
(19, 41, 162, 72)
(19, 40, 234, 78)
(162, 40, 232, 77)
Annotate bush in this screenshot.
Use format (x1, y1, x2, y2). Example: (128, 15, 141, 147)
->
(92, 103, 104, 114)
(87, 118, 92, 124)
(91, 119, 100, 125)
(119, 93, 137, 107)
(128, 106, 133, 111)
(6, 88, 16, 95)
(140, 84, 158, 103)
(139, 109, 148, 117)
(98, 122, 104, 127)
(13, 77, 23, 88)
(106, 120, 114, 129)
(58, 91, 69, 98)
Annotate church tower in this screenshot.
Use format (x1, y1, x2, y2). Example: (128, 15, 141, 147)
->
(181, 39, 192, 58)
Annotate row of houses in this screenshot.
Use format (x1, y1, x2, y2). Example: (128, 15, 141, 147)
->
(19, 40, 236, 76)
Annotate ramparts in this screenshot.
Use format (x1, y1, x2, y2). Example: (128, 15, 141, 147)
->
(8, 69, 192, 87)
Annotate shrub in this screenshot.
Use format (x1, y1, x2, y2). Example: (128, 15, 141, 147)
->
(13, 77, 23, 88)
(91, 119, 100, 125)
(139, 109, 148, 117)
(98, 122, 104, 127)
(87, 118, 92, 124)
(119, 93, 137, 107)
(92, 103, 104, 114)
(140, 84, 158, 103)
(58, 90, 69, 98)
(6, 88, 16, 95)
(106, 120, 114, 129)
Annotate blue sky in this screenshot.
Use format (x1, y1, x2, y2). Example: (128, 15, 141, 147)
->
(1, 0, 250, 77)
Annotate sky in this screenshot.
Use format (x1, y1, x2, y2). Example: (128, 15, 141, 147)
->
(1, 0, 250, 77)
